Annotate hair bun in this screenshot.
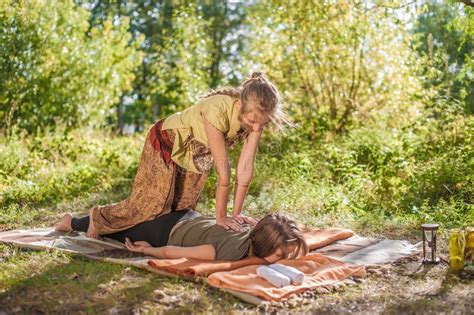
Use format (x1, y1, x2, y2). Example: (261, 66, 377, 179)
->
(250, 71, 264, 80)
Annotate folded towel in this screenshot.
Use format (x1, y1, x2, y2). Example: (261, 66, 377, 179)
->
(256, 266, 291, 288)
(268, 263, 305, 285)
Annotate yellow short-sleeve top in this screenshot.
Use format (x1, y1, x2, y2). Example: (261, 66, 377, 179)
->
(162, 94, 243, 173)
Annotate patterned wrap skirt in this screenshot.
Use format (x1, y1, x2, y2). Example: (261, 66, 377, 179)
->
(90, 119, 209, 235)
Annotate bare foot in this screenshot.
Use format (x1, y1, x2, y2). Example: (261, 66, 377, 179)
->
(86, 208, 100, 239)
(55, 213, 73, 232)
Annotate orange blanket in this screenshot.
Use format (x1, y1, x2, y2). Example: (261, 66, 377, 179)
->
(207, 253, 366, 301)
(147, 227, 354, 277)
(148, 256, 266, 277)
(300, 226, 353, 251)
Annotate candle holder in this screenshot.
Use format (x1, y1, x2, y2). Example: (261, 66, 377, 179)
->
(421, 223, 440, 264)
(449, 228, 465, 272)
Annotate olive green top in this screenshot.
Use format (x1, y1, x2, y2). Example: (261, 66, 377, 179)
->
(167, 216, 251, 261)
(161, 94, 242, 173)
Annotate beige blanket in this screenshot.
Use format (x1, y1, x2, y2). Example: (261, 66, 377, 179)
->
(0, 228, 421, 304)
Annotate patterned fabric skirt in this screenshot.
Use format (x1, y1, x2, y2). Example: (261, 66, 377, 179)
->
(90, 120, 209, 235)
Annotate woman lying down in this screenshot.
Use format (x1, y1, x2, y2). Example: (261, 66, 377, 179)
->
(56, 210, 308, 263)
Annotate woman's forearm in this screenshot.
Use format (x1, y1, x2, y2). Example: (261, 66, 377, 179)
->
(215, 183, 230, 218)
(143, 245, 215, 260)
(232, 182, 249, 216)
(233, 160, 253, 216)
(232, 131, 260, 216)
(214, 158, 231, 218)
(142, 246, 165, 258)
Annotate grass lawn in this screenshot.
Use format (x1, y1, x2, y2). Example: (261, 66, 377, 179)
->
(1, 188, 472, 314)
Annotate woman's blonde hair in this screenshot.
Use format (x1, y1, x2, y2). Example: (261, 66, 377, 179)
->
(249, 213, 308, 260)
(199, 71, 288, 130)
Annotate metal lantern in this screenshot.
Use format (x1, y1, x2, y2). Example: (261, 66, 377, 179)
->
(421, 223, 440, 264)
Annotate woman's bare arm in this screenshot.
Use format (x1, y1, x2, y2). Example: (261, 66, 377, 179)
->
(125, 238, 216, 260)
(144, 245, 216, 260)
(203, 115, 242, 231)
(233, 130, 262, 217)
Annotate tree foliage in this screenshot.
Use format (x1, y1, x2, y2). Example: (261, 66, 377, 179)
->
(0, 0, 143, 134)
(414, 0, 474, 113)
(247, 0, 428, 136)
(76, 0, 248, 129)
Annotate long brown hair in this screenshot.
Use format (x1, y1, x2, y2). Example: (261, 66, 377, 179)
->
(199, 72, 289, 130)
(249, 213, 308, 260)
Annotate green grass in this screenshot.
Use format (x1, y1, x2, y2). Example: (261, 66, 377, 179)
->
(0, 244, 248, 313)
(0, 111, 473, 312)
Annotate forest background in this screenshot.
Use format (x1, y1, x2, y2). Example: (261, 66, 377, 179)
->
(0, 0, 473, 312)
(1, 0, 472, 230)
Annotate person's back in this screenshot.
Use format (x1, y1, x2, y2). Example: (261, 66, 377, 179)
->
(168, 215, 251, 261)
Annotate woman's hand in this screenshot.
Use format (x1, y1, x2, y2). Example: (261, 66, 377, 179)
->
(233, 214, 259, 226)
(216, 216, 243, 231)
(124, 237, 151, 253)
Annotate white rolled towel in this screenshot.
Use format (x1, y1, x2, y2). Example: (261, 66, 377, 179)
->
(256, 266, 291, 288)
(268, 263, 305, 285)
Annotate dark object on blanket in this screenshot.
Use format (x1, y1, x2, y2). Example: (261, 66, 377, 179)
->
(421, 223, 440, 265)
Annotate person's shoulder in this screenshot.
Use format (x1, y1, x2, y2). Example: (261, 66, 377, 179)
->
(222, 94, 239, 108)
(198, 94, 237, 108)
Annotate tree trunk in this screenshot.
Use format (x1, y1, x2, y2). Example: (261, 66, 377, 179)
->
(153, 96, 160, 121)
(117, 100, 124, 136)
